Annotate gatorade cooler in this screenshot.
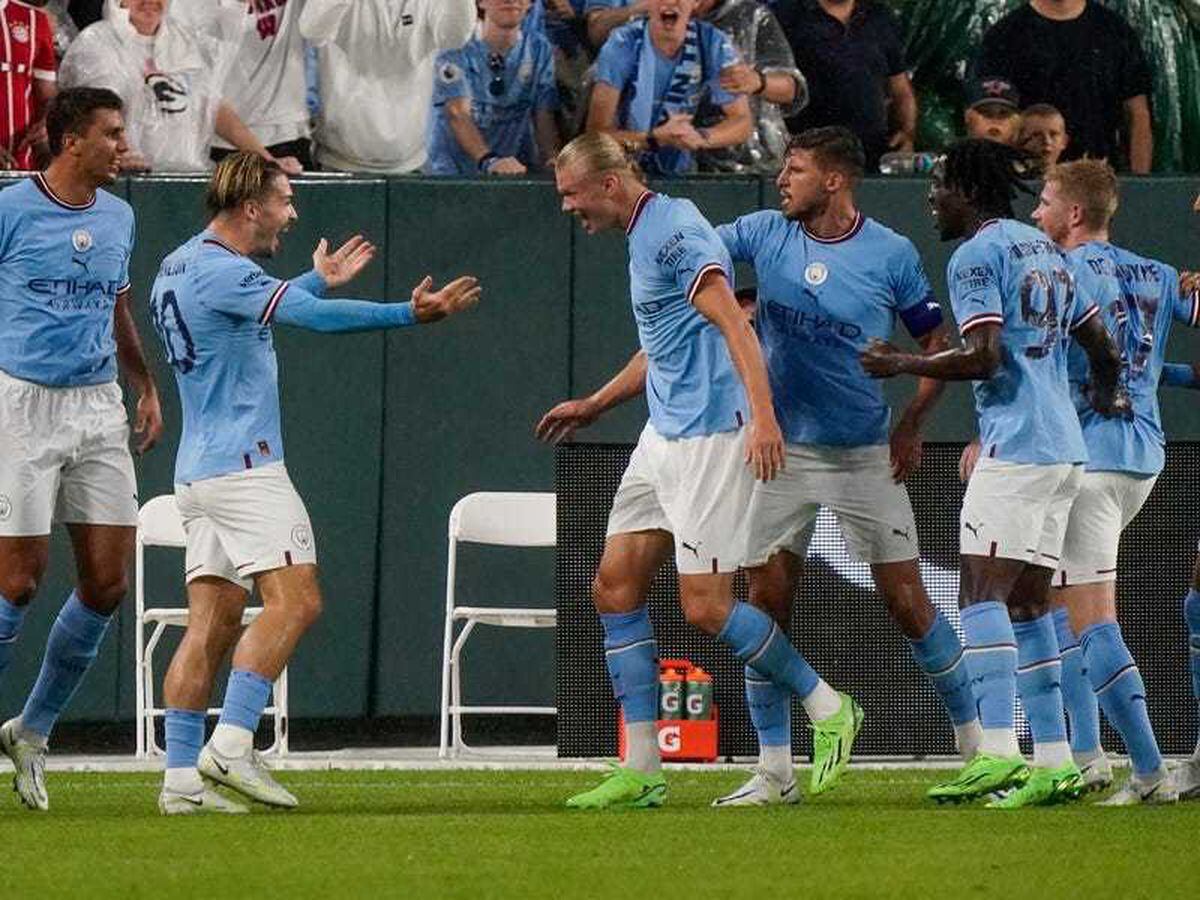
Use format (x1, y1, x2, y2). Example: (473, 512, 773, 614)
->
(618, 659, 719, 762)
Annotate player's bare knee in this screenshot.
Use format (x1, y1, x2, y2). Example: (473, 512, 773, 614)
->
(0, 570, 41, 605)
(77, 573, 129, 614)
(679, 594, 726, 636)
(591, 570, 637, 613)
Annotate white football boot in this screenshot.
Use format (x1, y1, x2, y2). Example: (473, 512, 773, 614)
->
(1076, 754, 1114, 794)
(712, 768, 801, 807)
(1098, 768, 1178, 806)
(159, 786, 249, 815)
(198, 744, 297, 808)
(1173, 757, 1200, 801)
(0, 718, 48, 811)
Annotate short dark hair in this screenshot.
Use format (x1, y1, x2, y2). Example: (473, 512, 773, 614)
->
(1022, 103, 1064, 121)
(46, 87, 124, 157)
(786, 127, 866, 179)
(941, 138, 1035, 218)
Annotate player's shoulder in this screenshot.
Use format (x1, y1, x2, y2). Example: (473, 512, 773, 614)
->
(860, 217, 920, 258)
(190, 234, 261, 283)
(0, 177, 37, 211)
(93, 186, 133, 220)
(653, 193, 717, 234)
(1111, 243, 1177, 287)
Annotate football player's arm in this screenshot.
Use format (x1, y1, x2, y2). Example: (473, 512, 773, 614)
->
(693, 270, 784, 481)
(535, 351, 647, 444)
(113, 289, 163, 454)
(889, 325, 951, 481)
(860, 322, 1002, 381)
(1071, 312, 1127, 417)
(272, 275, 481, 333)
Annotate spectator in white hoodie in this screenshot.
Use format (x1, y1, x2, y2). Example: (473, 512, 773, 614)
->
(300, 0, 476, 173)
(60, 0, 302, 173)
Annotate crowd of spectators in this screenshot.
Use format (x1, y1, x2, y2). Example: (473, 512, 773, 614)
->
(0, 1, 1163, 176)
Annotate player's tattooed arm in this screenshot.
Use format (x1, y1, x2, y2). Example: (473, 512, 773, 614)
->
(113, 290, 163, 454)
(535, 351, 648, 444)
(1072, 314, 1129, 418)
(889, 326, 951, 481)
(860, 322, 1001, 382)
(693, 271, 784, 481)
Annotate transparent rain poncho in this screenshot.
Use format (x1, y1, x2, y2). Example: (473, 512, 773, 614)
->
(58, 0, 238, 172)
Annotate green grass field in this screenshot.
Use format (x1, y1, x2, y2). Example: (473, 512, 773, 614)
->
(4, 768, 1197, 899)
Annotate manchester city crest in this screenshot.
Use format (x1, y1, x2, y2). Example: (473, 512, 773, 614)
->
(804, 262, 829, 286)
(72, 229, 93, 253)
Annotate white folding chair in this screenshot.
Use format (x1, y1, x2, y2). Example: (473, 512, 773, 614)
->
(439, 492, 557, 758)
(134, 495, 289, 758)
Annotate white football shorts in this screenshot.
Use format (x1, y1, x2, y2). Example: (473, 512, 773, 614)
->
(606, 422, 753, 575)
(960, 456, 1083, 567)
(175, 462, 317, 592)
(743, 443, 919, 567)
(1054, 470, 1157, 586)
(0, 368, 137, 536)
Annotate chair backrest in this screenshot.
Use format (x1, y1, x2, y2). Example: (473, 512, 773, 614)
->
(448, 492, 556, 547)
(138, 495, 186, 548)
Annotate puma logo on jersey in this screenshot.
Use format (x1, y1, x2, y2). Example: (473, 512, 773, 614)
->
(681, 540, 702, 558)
(963, 521, 982, 538)
(892, 527, 911, 541)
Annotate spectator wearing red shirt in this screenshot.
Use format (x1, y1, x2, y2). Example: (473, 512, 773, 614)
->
(0, 0, 58, 169)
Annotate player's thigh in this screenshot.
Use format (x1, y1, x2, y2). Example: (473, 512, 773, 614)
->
(819, 444, 920, 565)
(66, 523, 135, 611)
(960, 457, 1076, 564)
(188, 463, 318, 586)
(175, 575, 250, 665)
(743, 443, 821, 570)
(662, 427, 754, 576)
(1054, 470, 1155, 589)
(256, 563, 322, 623)
(593, 530, 674, 612)
(55, 380, 137, 533)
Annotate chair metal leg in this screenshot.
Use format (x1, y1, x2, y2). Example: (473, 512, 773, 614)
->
(450, 619, 477, 756)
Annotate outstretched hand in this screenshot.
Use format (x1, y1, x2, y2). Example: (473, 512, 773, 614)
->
(412, 275, 482, 323)
(313, 235, 376, 289)
(535, 399, 600, 444)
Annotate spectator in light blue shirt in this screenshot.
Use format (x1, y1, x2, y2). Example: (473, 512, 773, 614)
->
(586, 0, 750, 176)
(427, 0, 560, 176)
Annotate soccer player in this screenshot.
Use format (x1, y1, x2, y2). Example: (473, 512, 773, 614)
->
(861, 139, 1126, 808)
(150, 152, 481, 814)
(1030, 160, 1193, 804)
(539, 131, 862, 810)
(708, 126, 980, 806)
(0, 87, 163, 812)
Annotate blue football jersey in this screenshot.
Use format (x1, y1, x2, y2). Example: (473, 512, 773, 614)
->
(593, 19, 738, 175)
(428, 29, 559, 175)
(948, 219, 1092, 465)
(718, 210, 941, 446)
(0, 175, 134, 386)
(1066, 241, 1198, 475)
(150, 231, 305, 484)
(627, 191, 745, 438)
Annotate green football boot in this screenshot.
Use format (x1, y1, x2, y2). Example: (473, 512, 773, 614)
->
(809, 692, 864, 795)
(566, 765, 667, 810)
(986, 762, 1083, 809)
(927, 752, 1029, 804)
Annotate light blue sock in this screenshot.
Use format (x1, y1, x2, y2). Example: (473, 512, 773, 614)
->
(0, 593, 29, 682)
(1013, 615, 1068, 749)
(217, 669, 273, 733)
(1052, 608, 1101, 756)
(908, 611, 976, 725)
(745, 667, 790, 747)
(165, 708, 206, 770)
(20, 591, 113, 739)
(600, 609, 658, 723)
(1185, 589, 1200, 704)
(960, 601, 1017, 732)
(716, 602, 818, 700)
(1081, 622, 1163, 777)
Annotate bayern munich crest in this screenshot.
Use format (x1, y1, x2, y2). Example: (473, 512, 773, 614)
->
(804, 261, 829, 286)
(10, 23, 28, 44)
(72, 229, 93, 253)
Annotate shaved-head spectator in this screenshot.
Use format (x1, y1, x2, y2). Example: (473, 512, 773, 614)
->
(1020, 103, 1069, 172)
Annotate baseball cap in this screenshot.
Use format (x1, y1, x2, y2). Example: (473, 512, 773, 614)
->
(967, 77, 1020, 112)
